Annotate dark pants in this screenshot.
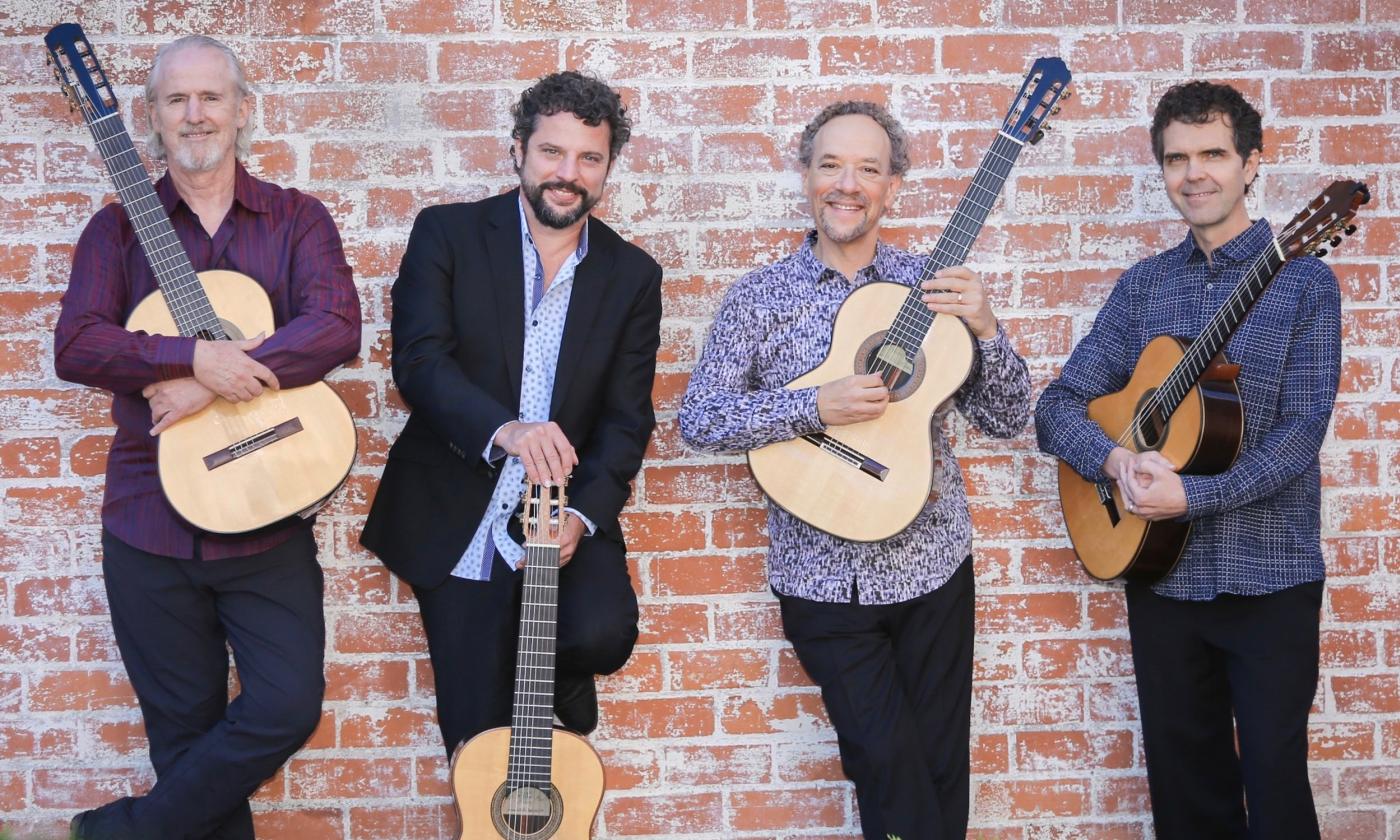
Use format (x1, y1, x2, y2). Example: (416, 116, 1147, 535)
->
(777, 557, 974, 840)
(1126, 580, 1323, 840)
(412, 534, 639, 756)
(82, 530, 325, 840)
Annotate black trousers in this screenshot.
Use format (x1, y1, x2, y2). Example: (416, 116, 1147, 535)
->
(412, 534, 639, 756)
(1126, 580, 1323, 840)
(777, 557, 974, 840)
(84, 530, 325, 840)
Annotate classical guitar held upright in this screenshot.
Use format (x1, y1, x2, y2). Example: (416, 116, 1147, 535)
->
(1056, 180, 1369, 583)
(45, 24, 357, 534)
(747, 57, 1072, 542)
(450, 479, 606, 840)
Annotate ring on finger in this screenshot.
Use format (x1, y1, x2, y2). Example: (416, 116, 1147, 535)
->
(957, 292, 964, 303)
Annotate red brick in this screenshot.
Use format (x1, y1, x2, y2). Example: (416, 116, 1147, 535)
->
(978, 778, 1090, 819)
(1024, 638, 1134, 680)
(775, 741, 844, 782)
(1193, 31, 1305, 72)
(601, 650, 663, 693)
(1321, 447, 1379, 489)
(1329, 582, 1400, 622)
(239, 41, 334, 84)
(976, 683, 1084, 725)
(288, 757, 412, 799)
(651, 553, 769, 597)
(649, 85, 766, 128)
(598, 748, 661, 790)
(385, 0, 491, 32)
(309, 141, 433, 182)
(1007, 0, 1114, 25)
(123, 0, 247, 34)
(720, 692, 829, 735)
(1245, 0, 1361, 22)
(1337, 766, 1400, 804)
(669, 648, 771, 690)
(438, 40, 558, 84)
(263, 92, 391, 134)
(1070, 33, 1183, 73)
(1273, 78, 1384, 118)
(1329, 492, 1399, 532)
(340, 707, 438, 748)
(877, 0, 994, 26)
(775, 83, 892, 125)
(665, 744, 771, 786)
(599, 696, 714, 739)
(33, 768, 149, 809)
(250, 0, 373, 33)
(348, 804, 455, 839)
(637, 602, 708, 644)
(0, 437, 59, 479)
(1016, 730, 1135, 771)
(340, 41, 430, 83)
(251, 809, 343, 840)
(30, 669, 135, 711)
(697, 37, 809, 79)
(1014, 175, 1135, 217)
(1309, 721, 1375, 760)
(13, 575, 106, 617)
(731, 786, 846, 830)
(817, 36, 936, 77)
(1125, 0, 1233, 21)
(627, 0, 745, 29)
(603, 793, 724, 835)
(565, 38, 686, 80)
(1333, 674, 1400, 714)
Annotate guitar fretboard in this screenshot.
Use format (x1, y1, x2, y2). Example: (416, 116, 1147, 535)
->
(82, 104, 226, 339)
(506, 544, 559, 791)
(880, 132, 1026, 358)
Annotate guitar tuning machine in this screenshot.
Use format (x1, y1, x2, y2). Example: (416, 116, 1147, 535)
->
(1345, 224, 1357, 236)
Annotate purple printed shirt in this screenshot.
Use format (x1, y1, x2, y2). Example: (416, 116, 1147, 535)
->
(680, 233, 1032, 605)
(54, 162, 361, 560)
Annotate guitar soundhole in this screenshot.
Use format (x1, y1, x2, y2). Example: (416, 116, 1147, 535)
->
(491, 783, 563, 838)
(1132, 388, 1168, 451)
(854, 330, 926, 402)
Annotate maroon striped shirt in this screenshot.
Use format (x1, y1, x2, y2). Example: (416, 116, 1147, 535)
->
(54, 162, 361, 560)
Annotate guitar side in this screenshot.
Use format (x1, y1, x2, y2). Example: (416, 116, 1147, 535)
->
(1057, 335, 1243, 582)
(748, 281, 974, 542)
(451, 727, 605, 840)
(128, 269, 358, 534)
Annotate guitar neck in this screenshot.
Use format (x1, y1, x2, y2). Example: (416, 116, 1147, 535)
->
(506, 547, 560, 790)
(1154, 239, 1287, 416)
(83, 109, 226, 339)
(885, 131, 1028, 350)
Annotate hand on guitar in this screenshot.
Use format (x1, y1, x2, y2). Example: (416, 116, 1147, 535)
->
(495, 420, 578, 486)
(1105, 447, 1188, 521)
(818, 374, 889, 426)
(920, 266, 999, 339)
(193, 334, 280, 402)
(143, 377, 217, 435)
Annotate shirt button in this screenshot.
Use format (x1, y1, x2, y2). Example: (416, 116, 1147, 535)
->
(501, 503, 509, 509)
(532, 320, 539, 326)
(1206, 282, 1214, 289)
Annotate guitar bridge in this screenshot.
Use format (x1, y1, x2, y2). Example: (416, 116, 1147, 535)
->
(800, 433, 888, 480)
(202, 418, 304, 470)
(1096, 481, 1121, 526)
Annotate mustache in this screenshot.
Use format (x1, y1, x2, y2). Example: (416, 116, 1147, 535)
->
(539, 180, 586, 197)
(821, 190, 867, 207)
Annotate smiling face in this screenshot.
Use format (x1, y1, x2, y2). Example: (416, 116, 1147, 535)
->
(1160, 114, 1259, 252)
(803, 113, 903, 253)
(514, 110, 613, 231)
(148, 44, 249, 177)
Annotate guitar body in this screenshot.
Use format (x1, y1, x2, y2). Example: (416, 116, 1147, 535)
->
(1057, 334, 1243, 582)
(450, 726, 605, 840)
(748, 281, 974, 542)
(127, 269, 357, 534)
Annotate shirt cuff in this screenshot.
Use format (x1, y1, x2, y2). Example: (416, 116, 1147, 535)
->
(565, 507, 596, 536)
(483, 421, 512, 462)
(794, 386, 826, 435)
(1179, 474, 1221, 520)
(976, 323, 1010, 354)
(154, 335, 197, 381)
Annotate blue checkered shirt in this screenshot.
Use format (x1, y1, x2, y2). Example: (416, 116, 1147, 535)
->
(1035, 218, 1342, 600)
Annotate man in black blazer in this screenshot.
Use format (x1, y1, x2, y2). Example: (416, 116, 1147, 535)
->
(361, 72, 662, 756)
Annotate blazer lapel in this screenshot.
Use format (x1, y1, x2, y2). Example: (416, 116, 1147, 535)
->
(551, 217, 611, 416)
(483, 190, 525, 406)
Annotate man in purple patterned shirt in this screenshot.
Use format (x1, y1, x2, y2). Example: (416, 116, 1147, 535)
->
(681, 102, 1031, 840)
(54, 36, 360, 840)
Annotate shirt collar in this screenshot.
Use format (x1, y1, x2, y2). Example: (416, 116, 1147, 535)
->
(1175, 217, 1274, 267)
(517, 194, 590, 262)
(154, 160, 271, 216)
(799, 230, 892, 284)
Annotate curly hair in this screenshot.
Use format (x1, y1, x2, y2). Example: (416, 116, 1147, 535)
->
(1150, 81, 1263, 166)
(511, 71, 632, 164)
(797, 100, 910, 177)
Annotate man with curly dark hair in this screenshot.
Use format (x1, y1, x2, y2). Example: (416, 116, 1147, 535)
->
(361, 71, 662, 755)
(1037, 81, 1337, 838)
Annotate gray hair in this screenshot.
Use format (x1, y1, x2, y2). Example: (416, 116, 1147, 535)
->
(798, 100, 910, 177)
(144, 35, 252, 161)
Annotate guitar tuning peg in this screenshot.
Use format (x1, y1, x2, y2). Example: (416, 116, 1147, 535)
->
(1345, 224, 1357, 235)
(1330, 236, 1342, 247)
(1051, 106, 1061, 116)
(1030, 129, 1045, 144)
(1316, 247, 1328, 257)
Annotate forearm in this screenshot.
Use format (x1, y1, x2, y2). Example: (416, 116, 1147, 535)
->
(956, 328, 1032, 439)
(54, 317, 195, 394)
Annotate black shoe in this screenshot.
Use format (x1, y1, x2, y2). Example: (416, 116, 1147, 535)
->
(553, 674, 597, 735)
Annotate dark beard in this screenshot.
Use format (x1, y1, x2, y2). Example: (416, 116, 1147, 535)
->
(522, 179, 597, 229)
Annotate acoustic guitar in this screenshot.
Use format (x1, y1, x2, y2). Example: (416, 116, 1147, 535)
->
(1057, 180, 1369, 583)
(450, 479, 605, 840)
(747, 57, 1072, 542)
(45, 24, 357, 535)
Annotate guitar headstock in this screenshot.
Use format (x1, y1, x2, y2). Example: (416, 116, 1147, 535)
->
(1002, 57, 1073, 146)
(519, 479, 568, 549)
(44, 23, 119, 126)
(1278, 180, 1370, 260)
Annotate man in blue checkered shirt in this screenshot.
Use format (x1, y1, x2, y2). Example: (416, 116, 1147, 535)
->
(1036, 82, 1340, 839)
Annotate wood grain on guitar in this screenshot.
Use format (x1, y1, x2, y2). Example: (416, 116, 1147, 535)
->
(747, 57, 1072, 542)
(1057, 180, 1369, 583)
(45, 23, 357, 534)
(450, 480, 605, 840)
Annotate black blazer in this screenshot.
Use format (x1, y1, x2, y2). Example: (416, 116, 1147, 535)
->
(360, 190, 663, 588)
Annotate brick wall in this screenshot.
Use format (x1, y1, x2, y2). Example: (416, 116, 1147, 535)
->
(2, 1, 1398, 838)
